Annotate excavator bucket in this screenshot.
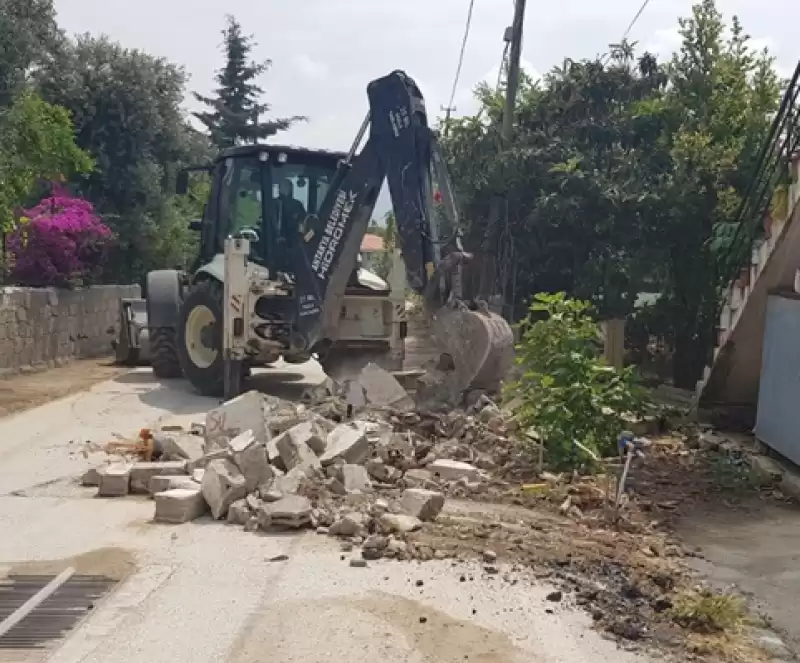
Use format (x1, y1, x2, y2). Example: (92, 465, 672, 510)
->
(429, 303, 515, 394)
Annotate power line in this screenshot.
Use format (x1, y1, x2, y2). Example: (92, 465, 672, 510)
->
(621, 0, 652, 42)
(447, 0, 477, 112)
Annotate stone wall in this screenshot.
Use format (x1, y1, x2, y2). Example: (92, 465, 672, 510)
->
(0, 285, 140, 375)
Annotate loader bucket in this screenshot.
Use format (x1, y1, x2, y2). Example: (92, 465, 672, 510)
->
(429, 304, 515, 394)
(115, 298, 151, 365)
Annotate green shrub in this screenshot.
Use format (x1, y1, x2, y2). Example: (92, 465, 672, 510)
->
(507, 292, 645, 469)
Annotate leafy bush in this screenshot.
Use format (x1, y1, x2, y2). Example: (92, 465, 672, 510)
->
(507, 292, 644, 469)
(8, 191, 113, 288)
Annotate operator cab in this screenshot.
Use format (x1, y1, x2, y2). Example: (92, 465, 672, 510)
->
(187, 144, 344, 275)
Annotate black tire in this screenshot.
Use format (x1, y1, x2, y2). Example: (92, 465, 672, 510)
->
(176, 280, 224, 397)
(150, 327, 182, 378)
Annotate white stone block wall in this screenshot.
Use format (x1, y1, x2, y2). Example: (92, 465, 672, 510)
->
(0, 284, 140, 375)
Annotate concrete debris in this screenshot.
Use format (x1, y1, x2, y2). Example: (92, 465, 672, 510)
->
(205, 390, 269, 449)
(258, 495, 312, 529)
(276, 428, 322, 473)
(97, 464, 132, 497)
(340, 464, 373, 494)
(400, 488, 445, 521)
(157, 431, 205, 463)
(428, 459, 482, 483)
(202, 459, 248, 520)
(320, 422, 370, 466)
(129, 461, 187, 494)
(87, 370, 530, 562)
(379, 513, 422, 534)
(81, 467, 102, 487)
(154, 488, 207, 523)
(230, 430, 273, 492)
(149, 475, 199, 495)
(358, 363, 414, 410)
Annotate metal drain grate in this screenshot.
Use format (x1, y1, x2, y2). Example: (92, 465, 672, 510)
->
(0, 574, 117, 652)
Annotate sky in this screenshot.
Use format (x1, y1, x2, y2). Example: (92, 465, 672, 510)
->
(53, 0, 797, 216)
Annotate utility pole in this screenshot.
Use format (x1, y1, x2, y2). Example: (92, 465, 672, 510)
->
(440, 105, 457, 137)
(478, 0, 526, 303)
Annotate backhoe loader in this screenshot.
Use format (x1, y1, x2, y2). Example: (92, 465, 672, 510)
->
(114, 70, 514, 399)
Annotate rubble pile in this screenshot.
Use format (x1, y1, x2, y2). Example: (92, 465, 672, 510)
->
(83, 364, 533, 561)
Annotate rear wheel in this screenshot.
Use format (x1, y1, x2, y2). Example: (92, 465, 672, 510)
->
(150, 327, 181, 378)
(177, 280, 224, 397)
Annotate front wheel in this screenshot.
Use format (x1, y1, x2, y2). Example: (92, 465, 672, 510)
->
(177, 280, 225, 397)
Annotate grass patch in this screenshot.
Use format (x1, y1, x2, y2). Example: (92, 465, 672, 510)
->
(671, 590, 747, 634)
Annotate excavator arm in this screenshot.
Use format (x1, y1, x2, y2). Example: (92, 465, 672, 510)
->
(294, 70, 513, 392)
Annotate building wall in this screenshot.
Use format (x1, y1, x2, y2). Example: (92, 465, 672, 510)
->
(0, 285, 140, 376)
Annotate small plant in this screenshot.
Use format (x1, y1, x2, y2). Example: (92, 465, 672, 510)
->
(671, 590, 747, 633)
(7, 191, 113, 288)
(506, 292, 645, 469)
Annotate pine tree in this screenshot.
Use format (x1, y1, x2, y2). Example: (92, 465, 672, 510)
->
(192, 15, 303, 148)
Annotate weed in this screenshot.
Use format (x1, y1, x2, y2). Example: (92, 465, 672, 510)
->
(671, 590, 747, 634)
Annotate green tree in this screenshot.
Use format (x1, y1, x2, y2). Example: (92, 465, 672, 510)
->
(0, 0, 62, 105)
(193, 15, 303, 148)
(35, 35, 212, 282)
(0, 90, 93, 231)
(639, 0, 780, 386)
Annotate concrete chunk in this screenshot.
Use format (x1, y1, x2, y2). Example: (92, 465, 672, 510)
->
(320, 422, 370, 466)
(379, 513, 423, 534)
(276, 428, 321, 472)
(286, 420, 328, 456)
(358, 363, 414, 410)
(97, 464, 132, 497)
(130, 461, 188, 494)
(227, 499, 252, 525)
(158, 432, 205, 462)
(428, 459, 482, 482)
(149, 475, 200, 495)
(258, 495, 312, 529)
(230, 430, 274, 492)
(201, 459, 248, 520)
(400, 488, 445, 521)
(154, 488, 207, 523)
(205, 390, 269, 449)
(341, 464, 373, 494)
(81, 467, 102, 487)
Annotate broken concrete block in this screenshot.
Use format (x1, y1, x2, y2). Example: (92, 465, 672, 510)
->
(187, 449, 228, 474)
(192, 468, 206, 484)
(329, 512, 367, 537)
(400, 488, 445, 521)
(358, 363, 414, 410)
(227, 499, 252, 526)
(201, 459, 248, 520)
(341, 464, 373, 494)
(157, 432, 205, 463)
(301, 376, 341, 405)
(81, 467, 102, 487)
(320, 422, 370, 466)
(276, 429, 321, 472)
(129, 461, 188, 494)
(364, 458, 395, 482)
(286, 420, 328, 456)
(272, 467, 308, 496)
(258, 495, 312, 529)
(97, 464, 132, 497)
(428, 459, 481, 483)
(154, 488, 207, 523)
(264, 395, 307, 435)
(230, 430, 273, 492)
(379, 513, 423, 534)
(205, 390, 269, 449)
(148, 475, 200, 495)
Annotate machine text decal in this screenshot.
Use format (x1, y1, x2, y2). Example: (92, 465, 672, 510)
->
(311, 189, 357, 279)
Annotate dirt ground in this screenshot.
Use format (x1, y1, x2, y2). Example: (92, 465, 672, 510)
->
(0, 358, 127, 418)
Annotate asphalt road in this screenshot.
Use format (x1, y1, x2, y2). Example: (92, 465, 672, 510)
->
(0, 365, 654, 663)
